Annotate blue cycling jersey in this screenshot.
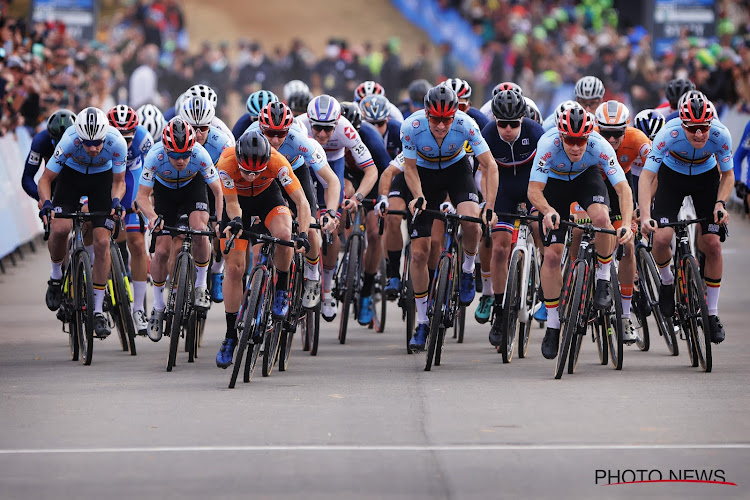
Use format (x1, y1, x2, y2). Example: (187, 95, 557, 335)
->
(126, 125, 154, 171)
(21, 129, 57, 200)
(481, 117, 544, 175)
(200, 125, 232, 164)
(232, 113, 254, 140)
(246, 121, 328, 172)
(382, 119, 402, 159)
(400, 110, 489, 170)
(50, 126, 128, 175)
(530, 128, 627, 186)
(140, 142, 219, 189)
(542, 112, 557, 132)
(643, 118, 733, 176)
(466, 106, 490, 130)
(358, 121, 392, 172)
(733, 119, 750, 186)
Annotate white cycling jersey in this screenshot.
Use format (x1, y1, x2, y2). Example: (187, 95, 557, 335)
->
(297, 114, 375, 168)
(211, 117, 235, 146)
(388, 102, 404, 122)
(479, 99, 494, 122)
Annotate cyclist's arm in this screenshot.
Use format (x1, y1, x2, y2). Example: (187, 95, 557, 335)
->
(37, 167, 58, 207)
(353, 164, 378, 201)
(403, 156, 423, 201)
(207, 178, 224, 223)
(316, 162, 341, 212)
(21, 151, 44, 201)
(135, 184, 157, 226)
(288, 187, 312, 236)
(527, 180, 552, 218)
(112, 171, 126, 202)
(717, 168, 735, 209)
(224, 192, 241, 220)
(475, 150, 498, 209)
(637, 170, 657, 222)
(379, 163, 400, 198)
(612, 180, 634, 230)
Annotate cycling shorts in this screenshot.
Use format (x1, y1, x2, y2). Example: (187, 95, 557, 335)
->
(388, 172, 413, 204)
(493, 165, 533, 233)
(221, 182, 290, 247)
(652, 166, 722, 236)
(317, 156, 345, 210)
(153, 176, 209, 234)
(53, 167, 114, 229)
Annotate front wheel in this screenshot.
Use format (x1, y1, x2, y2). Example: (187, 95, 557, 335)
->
(556, 263, 584, 379)
(501, 251, 524, 363)
(606, 265, 624, 370)
(637, 247, 677, 356)
(167, 256, 190, 372)
(338, 236, 360, 345)
(684, 257, 711, 372)
(75, 251, 95, 366)
(372, 255, 387, 332)
(425, 259, 450, 372)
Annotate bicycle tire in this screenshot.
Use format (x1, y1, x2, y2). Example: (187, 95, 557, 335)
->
(569, 268, 594, 374)
(631, 283, 651, 351)
(501, 251, 524, 363)
(637, 246, 677, 356)
(684, 256, 711, 372)
(167, 255, 190, 372)
(110, 241, 137, 356)
(310, 303, 320, 356)
(75, 250, 95, 366)
(278, 327, 294, 372)
(64, 266, 80, 361)
(519, 250, 538, 359)
(230, 269, 263, 388)
(403, 276, 415, 354)
(556, 263, 584, 379)
(454, 305, 466, 344)
(109, 284, 129, 352)
(592, 313, 608, 365)
(263, 318, 284, 377)
(372, 255, 387, 332)
(338, 236, 360, 345)
(606, 265, 624, 370)
(425, 258, 450, 371)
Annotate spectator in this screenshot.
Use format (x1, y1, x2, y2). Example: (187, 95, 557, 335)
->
(129, 43, 162, 109)
(379, 39, 403, 98)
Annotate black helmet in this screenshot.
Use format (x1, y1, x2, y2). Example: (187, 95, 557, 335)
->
(287, 89, 313, 114)
(408, 79, 432, 107)
(491, 90, 526, 121)
(47, 108, 76, 142)
(339, 101, 362, 130)
(665, 78, 696, 108)
(236, 129, 272, 172)
(424, 85, 458, 117)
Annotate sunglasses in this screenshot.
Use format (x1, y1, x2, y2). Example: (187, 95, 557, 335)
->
(372, 120, 388, 128)
(263, 129, 288, 138)
(312, 124, 335, 132)
(682, 123, 711, 134)
(599, 129, 625, 140)
(561, 134, 589, 147)
(496, 119, 521, 129)
(426, 114, 454, 124)
(195, 125, 210, 133)
(239, 166, 267, 175)
(82, 139, 103, 147)
(167, 150, 192, 160)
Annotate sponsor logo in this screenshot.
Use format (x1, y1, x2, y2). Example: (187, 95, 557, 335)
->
(660, 217, 669, 224)
(722, 143, 729, 151)
(113, 152, 120, 158)
(639, 143, 650, 156)
(200, 162, 207, 167)
(620, 155, 629, 162)
(105, 218, 115, 230)
(712, 131, 720, 137)
(411, 228, 419, 237)
(54, 206, 63, 213)
(448, 143, 457, 150)
(412, 120, 420, 128)
(607, 168, 617, 175)
(468, 193, 479, 203)
(422, 146, 432, 152)
(708, 223, 719, 233)
(550, 234, 558, 243)
(522, 138, 530, 146)
(298, 145, 308, 153)
(344, 126, 357, 140)
(196, 202, 208, 211)
(657, 141, 666, 150)
(671, 130, 679, 138)
(593, 195, 605, 203)
(599, 152, 609, 161)
(157, 153, 164, 161)
(542, 152, 552, 161)
(557, 163, 566, 170)
(404, 135, 410, 142)
(554, 138, 560, 146)
(163, 170, 172, 175)
(469, 129, 475, 136)
(721, 156, 730, 162)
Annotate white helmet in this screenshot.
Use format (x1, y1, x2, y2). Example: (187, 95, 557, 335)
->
(574, 76, 605, 100)
(524, 97, 542, 124)
(595, 100, 630, 129)
(186, 84, 218, 107)
(443, 78, 472, 100)
(136, 104, 166, 139)
(174, 92, 190, 116)
(75, 107, 109, 141)
(282, 80, 310, 101)
(179, 95, 215, 127)
(633, 109, 665, 141)
(307, 95, 341, 126)
(554, 100, 582, 123)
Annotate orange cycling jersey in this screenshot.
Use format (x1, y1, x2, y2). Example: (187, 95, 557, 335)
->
(594, 126, 651, 176)
(216, 147, 302, 197)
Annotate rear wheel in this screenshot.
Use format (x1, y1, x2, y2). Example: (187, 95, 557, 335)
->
(425, 259, 450, 371)
(75, 251, 95, 366)
(501, 251, 524, 363)
(637, 247, 677, 356)
(592, 313, 608, 365)
(556, 263, 584, 379)
(403, 277, 415, 354)
(64, 267, 80, 362)
(372, 255, 387, 332)
(110, 241, 137, 356)
(262, 318, 284, 377)
(684, 257, 711, 372)
(606, 265, 624, 370)
(519, 250, 538, 359)
(167, 256, 189, 372)
(338, 237, 360, 345)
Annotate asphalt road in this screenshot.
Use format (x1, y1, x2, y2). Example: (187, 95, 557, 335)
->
(1, 224, 749, 500)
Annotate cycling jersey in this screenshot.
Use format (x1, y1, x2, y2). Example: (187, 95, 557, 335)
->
(126, 125, 154, 171)
(380, 119, 403, 159)
(481, 117, 544, 175)
(21, 129, 57, 200)
(400, 110, 489, 170)
(733, 119, 750, 186)
(541, 112, 557, 132)
(140, 142, 218, 189)
(595, 126, 651, 176)
(530, 129, 626, 186)
(246, 121, 328, 172)
(643, 118, 733, 176)
(297, 115, 375, 169)
(50, 126, 128, 175)
(211, 117, 235, 145)
(466, 106, 490, 130)
(200, 125, 233, 164)
(123, 125, 154, 231)
(216, 147, 302, 198)
(232, 113, 254, 140)
(356, 122, 391, 172)
(387, 102, 404, 122)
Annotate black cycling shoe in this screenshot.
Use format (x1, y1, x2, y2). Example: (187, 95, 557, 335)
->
(46, 279, 63, 311)
(659, 283, 675, 317)
(541, 328, 560, 359)
(93, 312, 111, 339)
(488, 306, 504, 347)
(708, 315, 725, 344)
(593, 279, 612, 310)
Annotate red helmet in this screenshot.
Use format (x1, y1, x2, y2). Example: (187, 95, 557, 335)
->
(679, 91, 714, 123)
(258, 102, 295, 132)
(353, 80, 385, 103)
(557, 107, 594, 137)
(107, 105, 138, 134)
(424, 85, 458, 118)
(492, 81, 523, 96)
(162, 117, 196, 153)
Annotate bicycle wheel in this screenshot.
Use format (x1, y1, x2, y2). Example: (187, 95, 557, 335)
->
(263, 317, 284, 377)
(631, 281, 651, 351)
(186, 310, 199, 363)
(64, 267, 80, 361)
(592, 312, 608, 365)
(338, 236, 360, 345)
(230, 269, 263, 388)
(403, 275, 415, 354)
(606, 266, 624, 370)
(569, 269, 594, 374)
(245, 279, 270, 383)
(519, 250, 538, 359)
(110, 241, 137, 356)
(684, 256, 711, 372)
(74, 251, 95, 366)
(501, 251, 524, 363)
(372, 255, 387, 332)
(278, 327, 294, 372)
(454, 305, 466, 344)
(637, 246, 677, 356)
(166, 256, 190, 372)
(425, 258, 450, 371)
(556, 263, 584, 379)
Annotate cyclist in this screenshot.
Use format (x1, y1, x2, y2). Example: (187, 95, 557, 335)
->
(525, 97, 543, 125)
(214, 130, 311, 368)
(353, 80, 404, 122)
(479, 81, 522, 122)
(21, 109, 76, 201)
(38, 107, 128, 338)
(169, 85, 235, 141)
(632, 109, 665, 202)
(542, 100, 580, 132)
(639, 91, 733, 344)
(595, 100, 652, 344)
(479, 90, 545, 346)
(733, 115, 750, 211)
(135, 117, 224, 342)
(402, 85, 499, 350)
(136, 104, 166, 140)
(443, 78, 490, 130)
(106, 105, 155, 335)
(287, 88, 313, 117)
(574, 76, 606, 115)
(658, 78, 695, 120)
(232, 89, 278, 140)
(251, 101, 342, 308)
(528, 107, 633, 360)
(282, 80, 310, 101)
(298, 95, 378, 322)
(397, 79, 432, 118)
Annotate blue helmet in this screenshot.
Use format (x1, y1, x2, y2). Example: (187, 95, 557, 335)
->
(359, 94, 390, 123)
(246, 90, 279, 118)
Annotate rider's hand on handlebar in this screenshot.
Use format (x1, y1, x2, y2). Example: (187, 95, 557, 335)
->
(408, 196, 426, 216)
(641, 218, 658, 235)
(321, 212, 338, 233)
(543, 210, 560, 231)
(39, 199, 53, 225)
(341, 197, 359, 211)
(226, 216, 244, 238)
(714, 203, 730, 225)
(295, 232, 310, 254)
(374, 195, 389, 216)
(111, 197, 123, 220)
(617, 226, 633, 245)
(483, 208, 497, 228)
(439, 201, 456, 214)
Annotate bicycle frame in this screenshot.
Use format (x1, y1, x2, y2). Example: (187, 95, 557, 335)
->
(503, 213, 541, 320)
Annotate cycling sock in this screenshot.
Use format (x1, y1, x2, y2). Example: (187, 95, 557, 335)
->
(323, 263, 336, 293)
(133, 281, 147, 313)
(656, 258, 674, 285)
(361, 272, 375, 297)
(705, 277, 721, 316)
(387, 250, 401, 278)
(545, 297, 560, 329)
(225, 312, 238, 341)
(620, 284, 633, 318)
(85, 244, 95, 265)
(428, 268, 435, 291)
(481, 269, 493, 296)
(304, 255, 320, 281)
(93, 283, 106, 314)
(462, 248, 477, 274)
(211, 255, 225, 274)
(596, 254, 612, 281)
(153, 280, 166, 310)
(50, 259, 63, 280)
(276, 270, 289, 291)
(195, 260, 209, 288)
(117, 241, 129, 271)
(415, 290, 429, 324)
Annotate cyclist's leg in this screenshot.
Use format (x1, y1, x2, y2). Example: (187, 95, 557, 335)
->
(384, 173, 409, 285)
(216, 222, 249, 367)
(318, 157, 345, 314)
(447, 158, 481, 304)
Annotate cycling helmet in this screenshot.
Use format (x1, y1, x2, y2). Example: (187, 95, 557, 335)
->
(307, 94, 341, 126)
(524, 97, 542, 124)
(136, 104, 166, 139)
(179, 95, 215, 127)
(491, 89, 527, 120)
(492, 81, 522, 96)
(359, 94, 390, 123)
(595, 100, 630, 129)
(339, 101, 362, 130)
(235, 129, 272, 172)
(258, 101, 295, 132)
(46, 108, 76, 142)
(574, 76, 605, 100)
(557, 106, 594, 137)
(186, 84, 218, 107)
(665, 78, 696, 108)
(408, 79, 432, 106)
(282, 80, 310, 101)
(443, 78, 472, 100)
(246, 90, 279, 118)
(353, 80, 385, 103)
(174, 93, 189, 116)
(678, 90, 714, 123)
(424, 85, 458, 117)
(106, 105, 139, 134)
(554, 100, 582, 124)
(161, 117, 196, 153)
(75, 107, 109, 141)
(287, 89, 313, 114)
(633, 109, 665, 140)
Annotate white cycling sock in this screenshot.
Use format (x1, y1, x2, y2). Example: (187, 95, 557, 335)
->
(195, 262, 208, 288)
(50, 260, 63, 280)
(658, 263, 674, 285)
(93, 284, 106, 314)
(706, 279, 721, 316)
(305, 256, 320, 281)
(481, 269, 493, 296)
(415, 291, 429, 324)
(132, 281, 147, 313)
(462, 249, 477, 274)
(595, 254, 612, 281)
(211, 256, 224, 274)
(546, 304, 560, 329)
(153, 282, 166, 311)
(322, 265, 335, 293)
